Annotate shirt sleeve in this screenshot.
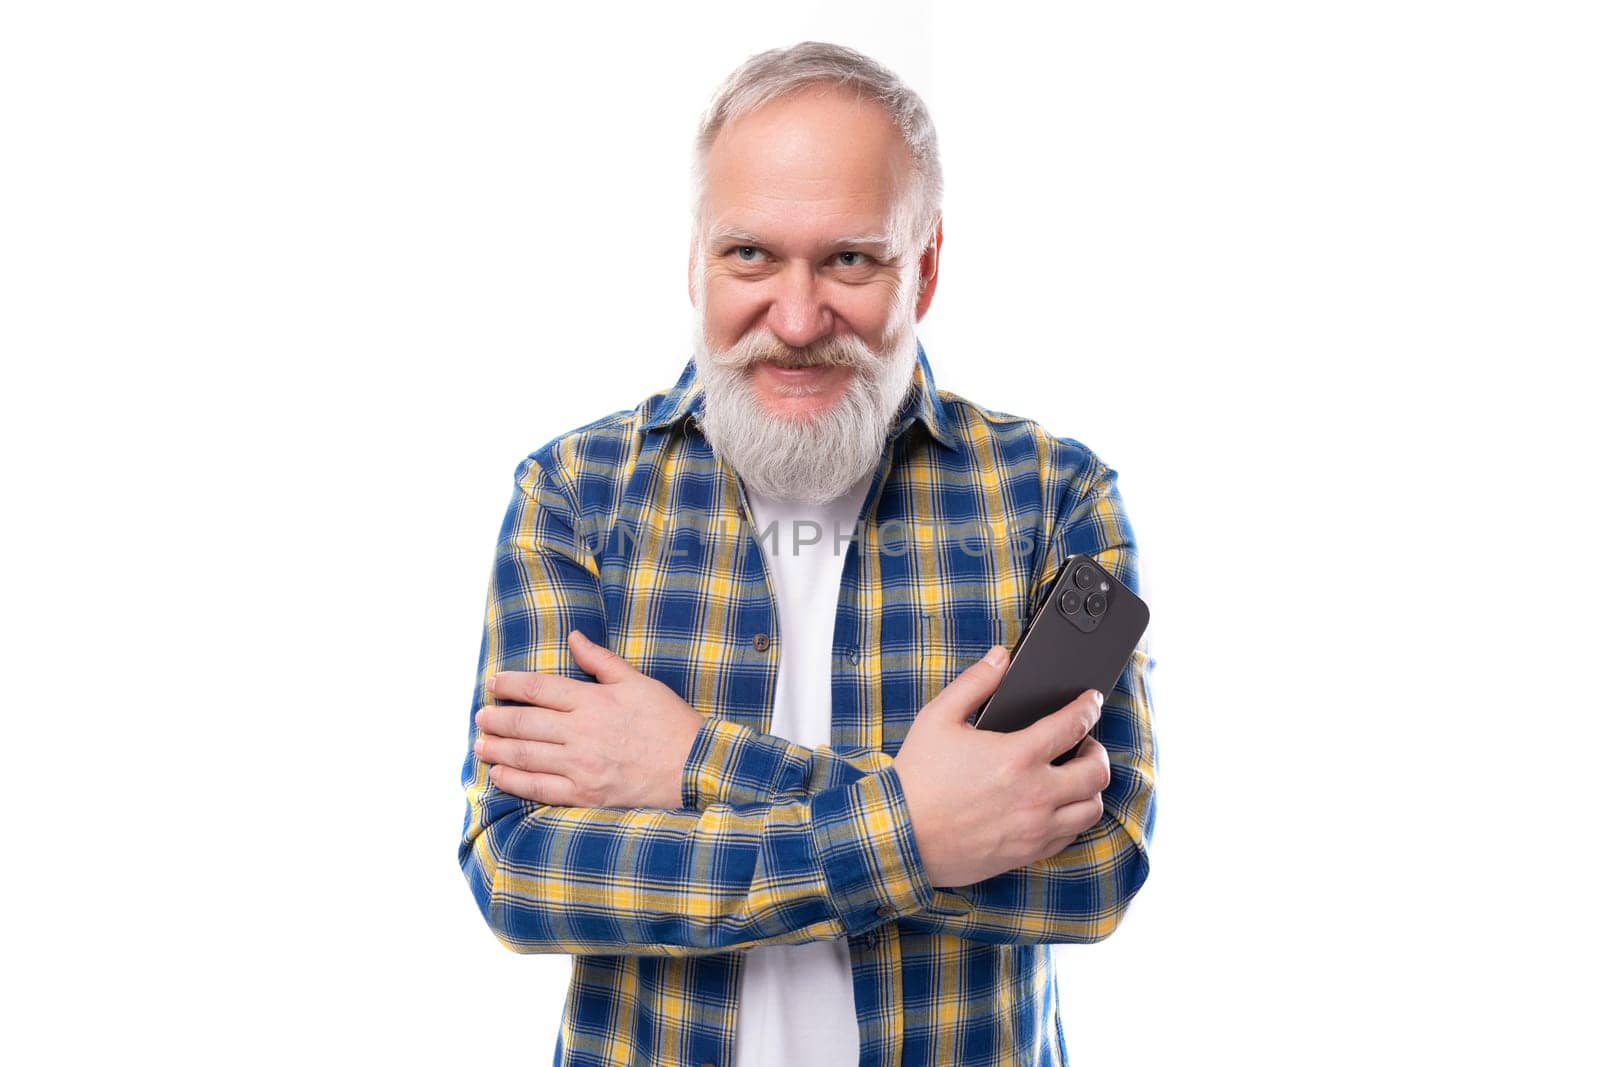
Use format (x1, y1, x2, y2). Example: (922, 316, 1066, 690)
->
(678, 452, 1158, 945)
(457, 455, 937, 955)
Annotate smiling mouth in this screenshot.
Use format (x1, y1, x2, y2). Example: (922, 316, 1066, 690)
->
(761, 361, 843, 377)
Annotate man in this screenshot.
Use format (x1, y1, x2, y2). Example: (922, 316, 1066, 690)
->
(459, 42, 1156, 1067)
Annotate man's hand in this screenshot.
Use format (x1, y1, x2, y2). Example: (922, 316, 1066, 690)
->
(893, 645, 1112, 889)
(475, 630, 704, 809)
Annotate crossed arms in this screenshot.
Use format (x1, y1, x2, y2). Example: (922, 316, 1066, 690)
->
(457, 451, 1156, 955)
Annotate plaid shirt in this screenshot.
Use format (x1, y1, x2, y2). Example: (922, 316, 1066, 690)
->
(458, 343, 1157, 1067)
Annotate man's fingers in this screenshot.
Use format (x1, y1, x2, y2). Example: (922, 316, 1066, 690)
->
(1039, 836, 1076, 861)
(476, 704, 570, 744)
(488, 763, 580, 806)
(487, 670, 584, 711)
(1033, 795, 1104, 863)
(567, 629, 639, 685)
(923, 644, 1010, 724)
(475, 730, 564, 773)
(1017, 689, 1102, 764)
(1056, 735, 1112, 799)
(1050, 794, 1105, 840)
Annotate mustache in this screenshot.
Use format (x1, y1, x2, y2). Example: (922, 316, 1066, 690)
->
(709, 329, 872, 371)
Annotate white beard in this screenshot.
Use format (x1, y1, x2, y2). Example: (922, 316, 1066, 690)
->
(690, 291, 921, 505)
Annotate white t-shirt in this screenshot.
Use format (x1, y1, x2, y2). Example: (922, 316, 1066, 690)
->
(732, 467, 875, 1067)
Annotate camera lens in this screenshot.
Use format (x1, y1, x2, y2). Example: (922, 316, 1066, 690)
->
(1085, 591, 1108, 617)
(1073, 565, 1097, 591)
(1060, 590, 1083, 614)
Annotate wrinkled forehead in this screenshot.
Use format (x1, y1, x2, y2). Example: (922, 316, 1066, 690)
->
(699, 87, 916, 255)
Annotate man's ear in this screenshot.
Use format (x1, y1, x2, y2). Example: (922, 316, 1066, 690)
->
(914, 217, 943, 321)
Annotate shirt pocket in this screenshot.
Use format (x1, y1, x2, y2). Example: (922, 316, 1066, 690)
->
(912, 609, 1025, 713)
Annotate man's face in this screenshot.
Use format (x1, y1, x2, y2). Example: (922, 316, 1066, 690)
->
(688, 87, 941, 502)
(693, 87, 937, 419)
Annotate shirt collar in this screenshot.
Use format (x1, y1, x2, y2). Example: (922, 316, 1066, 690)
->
(641, 339, 959, 451)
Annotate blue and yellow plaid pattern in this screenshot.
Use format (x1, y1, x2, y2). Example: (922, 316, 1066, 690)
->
(459, 344, 1157, 1066)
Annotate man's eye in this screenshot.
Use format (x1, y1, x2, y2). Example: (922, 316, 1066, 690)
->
(733, 246, 762, 262)
(835, 251, 871, 267)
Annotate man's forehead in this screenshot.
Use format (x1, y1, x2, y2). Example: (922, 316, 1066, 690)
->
(700, 89, 913, 256)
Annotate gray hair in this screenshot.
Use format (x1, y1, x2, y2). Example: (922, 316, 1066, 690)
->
(689, 41, 943, 261)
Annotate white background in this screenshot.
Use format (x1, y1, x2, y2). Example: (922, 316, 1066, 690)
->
(3, 2, 1596, 1064)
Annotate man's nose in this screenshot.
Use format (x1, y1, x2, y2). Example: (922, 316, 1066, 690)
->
(765, 264, 833, 349)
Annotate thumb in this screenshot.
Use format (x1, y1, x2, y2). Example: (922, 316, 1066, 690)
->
(568, 629, 636, 684)
(921, 644, 1009, 724)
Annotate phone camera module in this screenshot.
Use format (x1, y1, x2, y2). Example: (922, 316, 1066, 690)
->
(1056, 560, 1109, 633)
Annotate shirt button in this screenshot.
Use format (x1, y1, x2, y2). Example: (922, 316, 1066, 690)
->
(751, 633, 770, 652)
(847, 645, 860, 665)
(863, 931, 879, 949)
(700, 1061, 716, 1067)
(875, 906, 894, 919)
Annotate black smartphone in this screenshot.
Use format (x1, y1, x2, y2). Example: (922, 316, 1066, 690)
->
(973, 554, 1149, 765)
